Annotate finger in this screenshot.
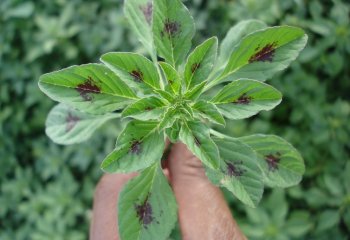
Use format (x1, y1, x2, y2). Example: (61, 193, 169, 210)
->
(90, 173, 137, 240)
(167, 142, 207, 182)
(167, 143, 247, 240)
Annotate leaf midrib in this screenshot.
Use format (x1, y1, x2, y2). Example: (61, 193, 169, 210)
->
(40, 80, 138, 100)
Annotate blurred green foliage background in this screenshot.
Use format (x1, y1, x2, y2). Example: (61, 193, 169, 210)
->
(1, 0, 349, 239)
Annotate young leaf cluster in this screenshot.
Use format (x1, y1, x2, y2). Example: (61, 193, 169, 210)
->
(38, 0, 307, 239)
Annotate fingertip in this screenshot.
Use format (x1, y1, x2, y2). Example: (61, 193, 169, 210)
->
(90, 173, 137, 240)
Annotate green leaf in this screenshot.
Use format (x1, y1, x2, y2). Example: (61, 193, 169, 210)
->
(184, 80, 207, 101)
(184, 37, 218, 90)
(154, 89, 175, 103)
(122, 96, 167, 120)
(158, 107, 180, 130)
(101, 120, 164, 173)
(118, 164, 177, 240)
(211, 79, 282, 120)
(124, 0, 154, 56)
(152, 0, 195, 67)
(315, 210, 340, 233)
(165, 120, 181, 143)
(179, 121, 220, 169)
(159, 62, 181, 94)
(192, 100, 225, 126)
(265, 189, 288, 223)
(180, 102, 194, 119)
(38, 64, 137, 114)
(45, 104, 118, 145)
(206, 137, 264, 207)
(100, 52, 161, 91)
(211, 26, 308, 86)
(239, 134, 305, 188)
(218, 20, 267, 67)
(285, 211, 312, 237)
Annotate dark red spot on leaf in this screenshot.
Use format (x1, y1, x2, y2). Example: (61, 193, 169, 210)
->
(65, 112, 80, 132)
(140, 2, 153, 25)
(265, 152, 281, 171)
(161, 19, 180, 38)
(191, 63, 201, 73)
(130, 70, 144, 83)
(194, 137, 201, 147)
(249, 42, 277, 63)
(135, 194, 154, 227)
(130, 140, 142, 154)
(233, 93, 252, 104)
(76, 76, 101, 101)
(225, 160, 246, 177)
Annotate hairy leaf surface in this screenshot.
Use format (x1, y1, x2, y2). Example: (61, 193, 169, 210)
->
(101, 120, 164, 173)
(211, 79, 282, 119)
(192, 100, 225, 126)
(206, 137, 264, 207)
(124, 0, 154, 55)
(46, 104, 118, 145)
(179, 121, 220, 169)
(218, 20, 267, 67)
(239, 134, 305, 187)
(122, 96, 167, 120)
(38, 64, 137, 114)
(101, 52, 161, 91)
(159, 62, 181, 94)
(185, 37, 218, 90)
(152, 0, 195, 67)
(184, 81, 207, 101)
(118, 164, 177, 240)
(212, 26, 307, 86)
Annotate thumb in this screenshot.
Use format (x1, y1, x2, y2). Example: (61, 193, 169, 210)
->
(167, 142, 247, 240)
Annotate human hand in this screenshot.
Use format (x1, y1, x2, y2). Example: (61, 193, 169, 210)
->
(90, 142, 247, 240)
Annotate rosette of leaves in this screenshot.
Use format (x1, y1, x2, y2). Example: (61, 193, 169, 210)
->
(38, 0, 307, 239)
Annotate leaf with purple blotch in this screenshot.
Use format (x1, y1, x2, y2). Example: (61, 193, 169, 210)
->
(152, 0, 195, 67)
(210, 26, 307, 87)
(118, 164, 177, 240)
(159, 62, 182, 94)
(211, 79, 282, 120)
(124, 0, 155, 57)
(101, 120, 164, 173)
(184, 37, 218, 90)
(239, 134, 305, 188)
(205, 136, 264, 207)
(179, 121, 220, 170)
(38, 64, 138, 114)
(217, 19, 267, 68)
(46, 103, 119, 145)
(100, 52, 161, 92)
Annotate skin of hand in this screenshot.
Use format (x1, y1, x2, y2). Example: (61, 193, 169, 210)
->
(90, 142, 247, 240)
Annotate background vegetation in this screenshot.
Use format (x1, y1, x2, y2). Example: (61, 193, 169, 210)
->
(1, 0, 349, 239)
